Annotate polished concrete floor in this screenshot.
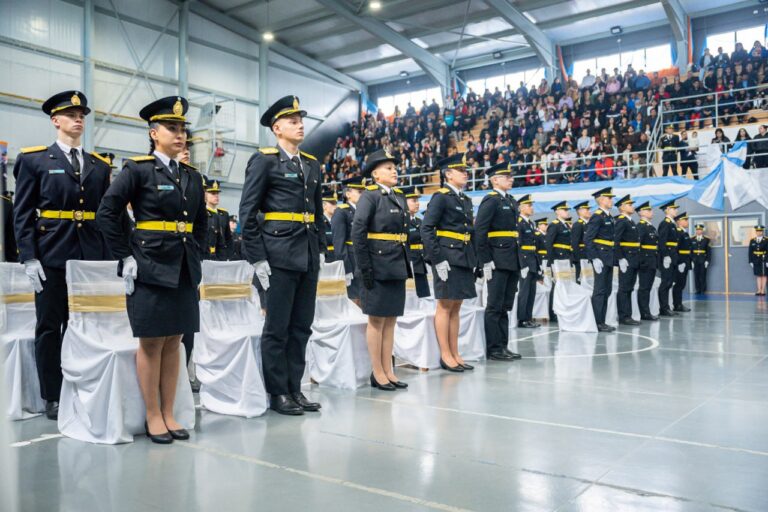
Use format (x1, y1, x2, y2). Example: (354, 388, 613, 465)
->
(7, 297, 768, 512)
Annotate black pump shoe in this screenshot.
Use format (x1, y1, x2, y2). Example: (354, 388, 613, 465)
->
(389, 380, 408, 389)
(167, 427, 190, 440)
(459, 363, 474, 370)
(145, 422, 173, 444)
(370, 373, 396, 391)
(440, 358, 464, 372)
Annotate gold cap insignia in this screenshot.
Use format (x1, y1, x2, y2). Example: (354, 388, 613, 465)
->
(293, 97, 299, 110)
(385, 151, 393, 159)
(461, 153, 467, 165)
(173, 98, 183, 116)
(71, 94, 81, 106)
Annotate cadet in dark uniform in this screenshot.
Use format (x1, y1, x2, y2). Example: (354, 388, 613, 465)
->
(515, 194, 540, 329)
(614, 194, 641, 325)
(545, 201, 572, 323)
(97, 96, 204, 443)
(218, 206, 233, 260)
(636, 202, 659, 320)
(475, 162, 520, 361)
(403, 186, 430, 298)
(584, 187, 616, 332)
(229, 216, 244, 261)
(421, 153, 477, 372)
(352, 150, 412, 390)
(238, 95, 325, 415)
(691, 223, 711, 294)
(749, 226, 767, 295)
(673, 212, 692, 312)
(332, 176, 365, 306)
(570, 201, 591, 283)
(660, 124, 680, 176)
(13, 90, 112, 420)
(2, 193, 17, 262)
(657, 200, 680, 316)
(203, 178, 226, 260)
(321, 191, 338, 262)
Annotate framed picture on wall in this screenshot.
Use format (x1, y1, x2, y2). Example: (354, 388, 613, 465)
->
(730, 218, 759, 247)
(702, 220, 723, 247)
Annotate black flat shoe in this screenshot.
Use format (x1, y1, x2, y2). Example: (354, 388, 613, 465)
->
(488, 351, 515, 361)
(370, 373, 396, 391)
(167, 428, 190, 441)
(389, 380, 408, 389)
(503, 348, 522, 360)
(619, 318, 640, 326)
(658, 309, 678, 317)
(45, 401, 59, 421)
(439, 359, 464, 372)
(270, 394, 304, 415)
(144, 422, 173, 444)
(291, 392, 321, 411)
(641, 315, 659, 321)
(459, 363, 474, 370)
(597, 323, 615, 332)
(674, 306, 691, 312)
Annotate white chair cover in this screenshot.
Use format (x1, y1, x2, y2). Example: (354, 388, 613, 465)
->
(0, 263, 45, 420)
(393, 280, 441, 370)
(194, 261, 267, 418)
(579, 259, 594, 291)
(630, 275, 660, 320)
(533, 269, 552, 320)
(605, 266, 619, 326)
(551, 260, 598, 332)
(58, 261, 195, 444)
(308, 261, 370, 389)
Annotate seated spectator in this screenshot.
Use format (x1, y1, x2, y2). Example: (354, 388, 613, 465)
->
(634, 70, 651, 91)
(581, 69, 596, 90)
(595, 153, 615, 180)
(526, 163, 544, 186)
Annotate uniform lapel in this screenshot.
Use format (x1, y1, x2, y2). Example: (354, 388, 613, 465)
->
(48, 143, 79, 182)
(81, 152, 95, 183)
(180, 164, 190, 194)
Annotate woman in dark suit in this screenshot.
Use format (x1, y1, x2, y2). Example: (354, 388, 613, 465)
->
(97, 96, 207, 444)
(352, 149, 412, 390)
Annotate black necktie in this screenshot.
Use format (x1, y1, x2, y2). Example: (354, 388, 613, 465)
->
(291, 156, 301, 168)
(169, 159, 178, 181)
(70, 148, 81, 179)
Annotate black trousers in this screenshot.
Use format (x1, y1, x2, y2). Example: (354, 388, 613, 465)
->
(662, 161, 677, 176)
(617, 263, 639, 320)
(484, 269, 518, 353)
(682, 160, 699, 180)
(673, 262, 689, 308)
(692, 261, 707, 293)
(591, 262, 613, 325)
(637, 267, 656, 317)
(516, 269, 536, 322)
(261, 266, 319, 395)
(574, 259, 581, 284)
(658, 263, 676, 311)
(414, 272, 431, 298)
(34, 266, 68, 402)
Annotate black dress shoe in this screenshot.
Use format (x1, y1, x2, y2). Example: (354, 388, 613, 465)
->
(641, 315, 659, 321)
(619, 318, 640, 326)
(658, 309, 678, 317)
(291, 392, 321, 411)
(488, 351, 515, 361)
(167, 428, 190, 440)
(389, 380, 408, 389)
(45, 401, 59, 421)
(270, 395, 304, 415)
(503, 348, 522, 360)
(530, 321, 541, 328)
(674, 305, 691, 312)
(144, 422, 173, 444)
(517, 321, 535, 328)
(597, 323, 615, 332)
(370, 373, 396, 391)
(439, 359, 464, 372)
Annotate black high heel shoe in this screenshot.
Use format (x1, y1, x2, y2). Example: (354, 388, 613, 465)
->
(370, 373, 396, 391)
(389, 379, 408, 389)
(440, 358, 464, 372)
(145, 421, 173, 444)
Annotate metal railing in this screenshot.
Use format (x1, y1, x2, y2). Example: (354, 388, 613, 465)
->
(658, 83, 768, 130)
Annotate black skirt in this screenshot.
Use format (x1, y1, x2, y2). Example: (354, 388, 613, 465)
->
(414, 272, 431, 298)
(754, 261, 767, 276)
(361, 279, 405, 317)
(347, 276, 361, 300)
(432, 266, 477, 300)
(126, 261, 199, 338)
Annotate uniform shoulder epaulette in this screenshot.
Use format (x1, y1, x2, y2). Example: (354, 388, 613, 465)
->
(393, 187, 402, 194)
(578, 218, 585, 223)
(437, 188, 450, 194)
(617, 214, 625, 219)
(338, 203, 350, 209)
(91, 152, 111, 166)
(217, 207, 228, 213)
(488, 191, 498, 196)
(665, 217, 672, 222)
(21, 145, 47, 154)
(259, 147, 279, 155)
(300, 151, 316, 161)
(180, 161, 197, 171)
(552, 219, 559, 224)
(595, 209, 603, 215)
(535, 231, 542, 236)
(129, 155, 155, 162)
(207, 207, 217, 214)
(366, 184, 379, 191)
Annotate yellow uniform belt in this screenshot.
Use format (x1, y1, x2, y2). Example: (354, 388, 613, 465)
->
(537, 250, 547, 255)
(367, 232, 407, 243)
(678, 250, 691, 255)
(665, 241, 678, 247)
(619, 242, 640, 247)
(579, 243, 585, 248)
(487, 231, 518, 238)
(755, 251, 767, 255)
(520, 245, 536, 251)
(209, 247, 216, 254)
(693, 249, 706, 254)
(263, 212, 315, 223)
(327, 245, 334, 251)
(593, 239, 613, 246)
(345, 240, 353, 245)
(553, 244, 572, 250)
(40, 210, 95, 221)
(410, 244, 423, 250)
(641, 245, 658, 250)
(136, 220, 193, 233)
(437, 230, 471, 243)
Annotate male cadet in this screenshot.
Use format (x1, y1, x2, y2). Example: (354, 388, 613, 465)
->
(333, 176, 365, 306)
(545, 201, 572, 322)
(749, 226, 767, 295)
(13, 90, 112, 420)
(614, 194, 641, 326)
(584, 187, 616, 332)
(515, 194, 540, 328)
(217, 206, 233, 260)
(657, 200, 680, 316)
(535, 218, 548, 266)
(636, 202, 659, 320)
(2, 192, 17, 262)
(402, 186, 430, 298)
(239, 95, 325, 415)
(321, 191, 338, 262)
(690, 223, 711, 294)
(203, 177, 227, 260)
(570, 201, 591, 283)
(474, 162, 521, 360)
(660, 124, 680, 176)
(672, 212, 692, 312)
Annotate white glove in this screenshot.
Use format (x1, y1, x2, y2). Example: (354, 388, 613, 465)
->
(435, 261, 451, 282)
(619, 258, 628, 273)
(751, 262, 754, 269)
(319, 253, 326, 266)
(705, 261, 709, 268)
(520, 266, 529, 279)
(678, 263, 686, 273)
(483, 261, 495, 281)
(24, 259, 46, 293)
(592, 259, 604, 274)
(663, 256, 672, 269)
(122, 256, 138, 296)
(345, 273, 353, 286)
(253, 260, 272, 290)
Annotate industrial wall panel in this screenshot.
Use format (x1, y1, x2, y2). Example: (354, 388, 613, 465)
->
(0, 47, 81, 100)
(188, 42, 258, 99)
(92, 67, 178, 119)
(94, 0, 178, 28)
(189, 13, 259, 56)
(266, 66, 348, 119)
(0, 0, 82, 55)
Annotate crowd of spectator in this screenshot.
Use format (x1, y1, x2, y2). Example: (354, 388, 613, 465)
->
(321, 38, 768, 192)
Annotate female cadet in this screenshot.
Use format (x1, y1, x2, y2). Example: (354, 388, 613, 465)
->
(351, 149, 412, 390)
(97, 96, 207, 444)
(749, 225, 767, 295)
(421, 153, 477, 372)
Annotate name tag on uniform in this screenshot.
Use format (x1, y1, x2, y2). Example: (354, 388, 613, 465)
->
(605, 221, 611, 225)
(409, 228, 416, 232)
(285, 173, 298, 178)
(455, 206, 463, 211)
(389, 208, 399, 213)
(48, 169, 65, 174)
(157, 185, 174, 190)
(502, 206, 511, 210)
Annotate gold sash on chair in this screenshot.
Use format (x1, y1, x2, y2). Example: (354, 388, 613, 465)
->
(68, 294, 126, 313)
(316, 279, 347, 297)
(199, 283, 252, 301)
(0, 293, 35, 304)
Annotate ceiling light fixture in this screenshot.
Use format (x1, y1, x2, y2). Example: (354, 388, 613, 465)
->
(610, 26, 622, 35)
(399, 70, 409, 77)
(370, 1, 382, 11)
(263, 31, 274, 42)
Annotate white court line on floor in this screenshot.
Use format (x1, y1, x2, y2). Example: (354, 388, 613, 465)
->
(177, 441, 472, 512)
(658, 346, 767, 357)
(509, 329, 660, 358)
(10, 433, 64, 448)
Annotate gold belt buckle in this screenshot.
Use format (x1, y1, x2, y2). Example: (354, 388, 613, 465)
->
(463, 233, 470, 243)
(73, 210, 84, 221)
(176, 221, 187, 233)
(302, 212, 312, 223)
(399, 233, 407, 243)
